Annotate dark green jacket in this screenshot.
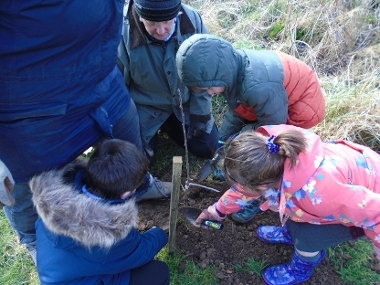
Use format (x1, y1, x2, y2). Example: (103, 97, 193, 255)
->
(177, 34, 325, 140)
(176, 34, 288, 140)
(118, 3, 214, 144)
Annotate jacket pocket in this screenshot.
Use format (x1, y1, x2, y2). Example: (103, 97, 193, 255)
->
(0, 103, 67, 122)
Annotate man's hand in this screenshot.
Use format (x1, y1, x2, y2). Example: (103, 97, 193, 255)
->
(0, 160, 15, 208)
(187, 121, 206, 140)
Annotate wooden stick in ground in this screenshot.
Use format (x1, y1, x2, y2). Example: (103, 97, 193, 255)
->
(168, 156, 182, 253)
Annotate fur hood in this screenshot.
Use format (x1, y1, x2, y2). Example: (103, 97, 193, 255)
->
(30, 160, 138, 249)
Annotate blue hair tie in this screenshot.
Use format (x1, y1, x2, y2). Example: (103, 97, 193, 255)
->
(266, 135, 280, 154)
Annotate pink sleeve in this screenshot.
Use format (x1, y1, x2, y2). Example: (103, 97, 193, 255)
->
(298, 182, 380, 248)
(215, 184, 261, 215)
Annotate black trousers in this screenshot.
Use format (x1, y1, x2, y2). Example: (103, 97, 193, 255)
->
(129, 260, 170, 285)
(149, 113, 219, 159)
(286, 220, 365, 252)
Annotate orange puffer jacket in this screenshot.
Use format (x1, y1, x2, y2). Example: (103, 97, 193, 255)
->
(277, 51, 325, 128)
(232, 51, 325, 129)
(220, 50, 326, 140)
(176, 35, 325, 140)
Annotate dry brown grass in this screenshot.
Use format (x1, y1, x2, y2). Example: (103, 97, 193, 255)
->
(190, 0, 380, 76)
(313, 75, 380, 150)
(185, 0, 380, 150)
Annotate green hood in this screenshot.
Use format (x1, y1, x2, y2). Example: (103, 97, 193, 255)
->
(176, 34, 241, 91)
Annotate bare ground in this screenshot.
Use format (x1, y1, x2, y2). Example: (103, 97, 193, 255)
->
(133, 131, 380, 284)
(137, 176, 353, 285)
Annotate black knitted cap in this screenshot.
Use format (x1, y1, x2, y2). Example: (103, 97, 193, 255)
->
(134, 0, 181, 22)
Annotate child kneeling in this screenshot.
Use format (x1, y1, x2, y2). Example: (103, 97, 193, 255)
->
(30, 139, 170, 285)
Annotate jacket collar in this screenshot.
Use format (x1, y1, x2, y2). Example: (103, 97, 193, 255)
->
(128, 2, 195, 49)
(31, 161, 138, 249)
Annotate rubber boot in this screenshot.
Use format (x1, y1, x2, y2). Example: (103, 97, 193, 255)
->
(262, 250, 326, 285)
(257, 225, 294, 245)
(231, 197, 265, 223)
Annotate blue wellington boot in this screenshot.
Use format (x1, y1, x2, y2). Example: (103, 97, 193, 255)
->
(262, 250, 326, 285)
(257, 225, 294, 245)
(231, 197, 265, 223)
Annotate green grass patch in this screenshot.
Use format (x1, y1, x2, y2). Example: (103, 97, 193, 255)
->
(0, 212, 39, 285)
(234, 256, 268, 275)
(328, 239, 380, 285)
(157, 247, 218, 285)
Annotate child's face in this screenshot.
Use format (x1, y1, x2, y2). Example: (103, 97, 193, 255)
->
(190, 86, 225, 96)
(140, 17, 176, 41)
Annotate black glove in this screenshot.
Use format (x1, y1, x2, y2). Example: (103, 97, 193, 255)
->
(187, 121, 206, 140)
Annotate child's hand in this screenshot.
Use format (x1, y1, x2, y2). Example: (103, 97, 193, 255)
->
(195, 203, 226, 226)
(195, 209, 215, 226)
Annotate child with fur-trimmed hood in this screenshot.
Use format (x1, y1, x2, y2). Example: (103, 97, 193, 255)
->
(30, 139, 169, 285)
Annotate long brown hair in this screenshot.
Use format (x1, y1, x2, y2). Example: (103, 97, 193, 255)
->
(222, 130, 307, 188)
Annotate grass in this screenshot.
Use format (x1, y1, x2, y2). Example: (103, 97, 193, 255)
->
(328, 239, 380, 285)
(313, 76, 380, 149)
(235, 257, 268, 275)
(0, 212, 39, 285)
(157, 247, 218, 285)
(2, 0, 380, 284)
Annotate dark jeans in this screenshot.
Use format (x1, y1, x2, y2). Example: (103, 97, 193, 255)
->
(4, 99, 143, 250)
(149, 113, 219, 159)
(286, 220, 365, 252)
(130, 260, 170, 285)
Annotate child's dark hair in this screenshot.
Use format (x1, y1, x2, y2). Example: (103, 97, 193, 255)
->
(222, 130, 307, 188)
(86, 139, 149, 199)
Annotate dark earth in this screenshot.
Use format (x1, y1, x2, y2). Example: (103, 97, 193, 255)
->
(135, 136, 380, 285)
(137, 177, 332, 285)
(137, 175, 377, 285)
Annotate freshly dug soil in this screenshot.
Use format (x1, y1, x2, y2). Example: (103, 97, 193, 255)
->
(136, 135, 380, 284)
(137, 176, 350, 285)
